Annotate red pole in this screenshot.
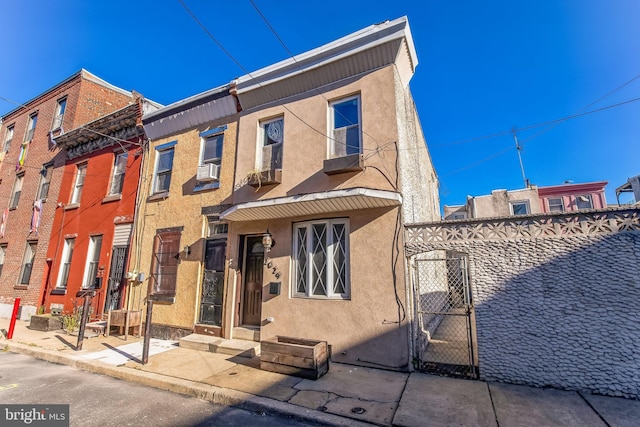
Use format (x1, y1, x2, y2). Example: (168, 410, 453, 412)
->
(7, 298, 21, 340)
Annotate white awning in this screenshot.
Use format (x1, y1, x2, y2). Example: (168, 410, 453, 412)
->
(221, 188, 402, 222)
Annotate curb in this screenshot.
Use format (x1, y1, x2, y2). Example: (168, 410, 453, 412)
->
(3, 342, 373, 427)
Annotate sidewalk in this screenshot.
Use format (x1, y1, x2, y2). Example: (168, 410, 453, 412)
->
(1, 318, 639, 427)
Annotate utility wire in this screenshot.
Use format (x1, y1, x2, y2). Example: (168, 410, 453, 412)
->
(178, 0, 379, 153)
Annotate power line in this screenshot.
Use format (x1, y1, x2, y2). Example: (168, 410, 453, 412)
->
(178, 0, 381, 153)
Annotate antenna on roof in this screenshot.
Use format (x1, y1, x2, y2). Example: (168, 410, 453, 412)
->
(512, 128, 530, 188)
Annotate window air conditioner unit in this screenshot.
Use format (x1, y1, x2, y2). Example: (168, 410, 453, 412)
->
(197, 163, 220, 182)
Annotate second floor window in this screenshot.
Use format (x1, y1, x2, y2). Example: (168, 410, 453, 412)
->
(260, 117, 284, 170)
(547, 198, 564, 212)
(83, 235, 103, 288)
(19, 242, 37, 285)
(71, 164, 87, 204)
(576, 195, 593, 210)
(52, 98, 67, 130)
(153, 146, 174, 194)
(24, 113, 37, 142)
(510, 201, 530, 216)
(3, 125, 13, 152)
(109, 153, 128, 195)
(329, 95, 361, 158)
(9, 174, 23, 209)
(56, 238, 75, 289)
(36, 164, 53, 200)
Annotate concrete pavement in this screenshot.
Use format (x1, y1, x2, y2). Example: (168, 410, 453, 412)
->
(2, 318, 639, 426)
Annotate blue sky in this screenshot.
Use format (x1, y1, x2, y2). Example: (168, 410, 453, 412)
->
(2, 1, 639, 208)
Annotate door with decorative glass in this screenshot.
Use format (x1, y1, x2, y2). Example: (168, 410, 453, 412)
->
(199, 239, 226, 325)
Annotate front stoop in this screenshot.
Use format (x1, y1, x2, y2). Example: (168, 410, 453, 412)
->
(233, 326, 260, 342)
(179, 334, 260, 358)
(210, 339, 260, 358)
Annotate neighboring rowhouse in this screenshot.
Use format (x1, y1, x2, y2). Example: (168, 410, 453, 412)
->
(220, 16, 439, 370)
(39, 98, 160, 317)
(444, 181, 607, 220)
(0, 70, 134, 319)
(133, 85, 239, 339)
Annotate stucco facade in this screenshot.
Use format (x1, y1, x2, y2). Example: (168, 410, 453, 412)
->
(134, 86, 238, 338)
(221, 17, 440, 370)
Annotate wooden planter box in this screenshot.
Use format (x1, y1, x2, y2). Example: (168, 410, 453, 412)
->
(106, 310, 142, 338)
(29, 314, 63, 332)
(260, 336, 329, 380)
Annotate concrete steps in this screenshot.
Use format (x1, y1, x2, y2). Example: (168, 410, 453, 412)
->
(179, 334, 260, 358)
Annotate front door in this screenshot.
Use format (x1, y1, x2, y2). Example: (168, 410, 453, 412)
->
(105, 246, 128, 312)
(242, 236, 263, 326)
(199, 239, 226, 325)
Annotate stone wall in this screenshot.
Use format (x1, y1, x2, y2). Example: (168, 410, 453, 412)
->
(405, 208, 640, 398)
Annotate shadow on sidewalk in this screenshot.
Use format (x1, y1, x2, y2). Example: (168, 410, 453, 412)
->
(54, 334, 77, 351)
(101, 343, 142, 364)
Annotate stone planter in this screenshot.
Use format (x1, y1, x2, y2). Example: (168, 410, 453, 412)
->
(29, 314, 63, 332)
(260, 336, 329, 380)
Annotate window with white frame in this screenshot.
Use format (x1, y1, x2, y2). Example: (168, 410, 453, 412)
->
(153, 144, 175, 194)
(109, 153, 128, 195)
(293, 219, 350, 299)
(52, 98, 67, 130)
(201, 134, 223, 167)
(70, 164, 87, 204)
(547, 197, 564, 212)
(82, 235, 102, 288)
(9, 174, 23, 209)
(259, 116, 283, 170)
(19, 242, 37, 285)
(329, 95, 361, 158)
(24, 113, 37, 142)
(56, 238, 75, 289)
(576, 194, 593, 210)
(0, 245, 6, 278)
(510, 201, 530, 216)
(36, 163, 53, 200)
(3, 125, 13, 152)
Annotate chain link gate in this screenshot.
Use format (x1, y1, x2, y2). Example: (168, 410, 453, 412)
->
(412, 251, 478, 379)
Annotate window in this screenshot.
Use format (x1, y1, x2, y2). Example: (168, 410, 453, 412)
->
(52, 98, 67, 130)
(547, 197, 564, 212)
(202, 134, 223, 166)
(259, 117, 283, 170)
(207, 220, 228, 238)
(293, 219, 350, 299)
(24, 113, 37, 142)
(19, 242, 37, 285)
(510, 201, 530, 216)
(329, 95, 361, 158)
(576, 195, 593, 210)
(153, 145, 175, 194)
(3, 125, 13, 152)
(82, 235, 103, 288)
(56, 238, 75, 289)
(9, 174, 23, 209)
(0, 245, 6, 278)
(36, 164, 53, 200)
(149, 230, 181, 301)
(449, 212, 467, 220)
(109, 153, 128, 195)
(71, 164, 87, 204)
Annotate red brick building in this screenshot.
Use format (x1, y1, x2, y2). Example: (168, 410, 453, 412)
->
(0, 70, 134, 319)
(41, 99, 159, 316)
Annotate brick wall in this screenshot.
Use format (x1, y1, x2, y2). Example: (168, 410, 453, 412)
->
(406, 208, 640, 398)
(0, 71, 132, 319)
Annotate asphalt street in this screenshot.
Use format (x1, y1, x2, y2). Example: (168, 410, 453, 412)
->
(0, 351, 325, 426)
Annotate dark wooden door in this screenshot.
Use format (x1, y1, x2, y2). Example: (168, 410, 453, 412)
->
(199, 239, 226, 326)
(242, 236, 264, 326)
